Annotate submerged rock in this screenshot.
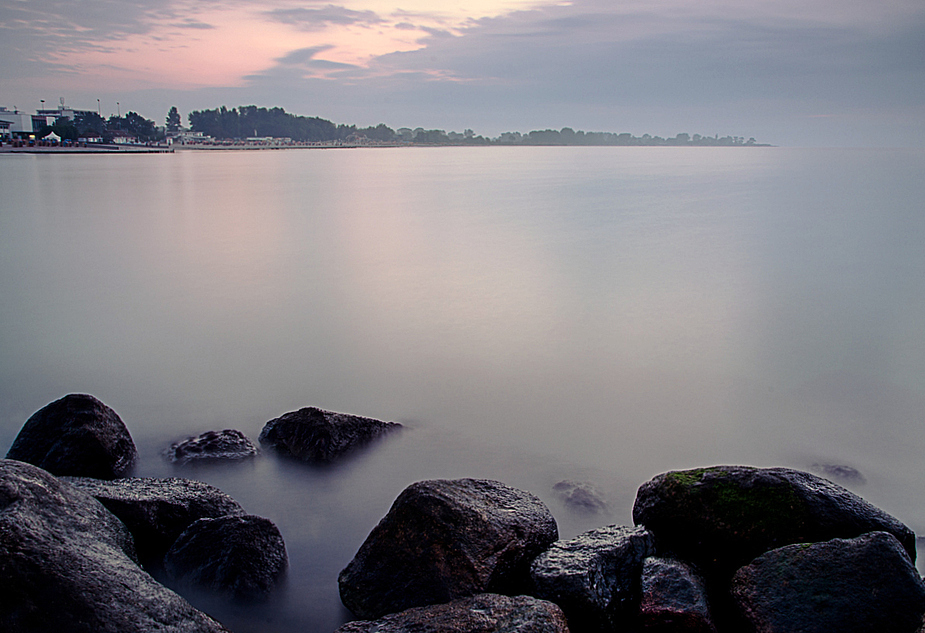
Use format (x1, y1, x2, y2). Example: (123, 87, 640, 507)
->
(530, 524, 655, 632)
(334, 594, 570, 633)
(552, 480, 608, 514)
(62, 475, 245, 565)
(731, 531, 925, 633)
(165, 429, 258, 464)
(258, 406, 401, 464)
(632, 465, 916, 580)
(638, 557, 716, 633)
(339, 478, 558, 620)
(6, 393, 137, 479)
(164, 514, 288, 602)
(810, 463, 866, 485)
(0, 459, 228, 632)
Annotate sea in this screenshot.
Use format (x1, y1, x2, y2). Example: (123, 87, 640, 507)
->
(2, 146, 924, 631)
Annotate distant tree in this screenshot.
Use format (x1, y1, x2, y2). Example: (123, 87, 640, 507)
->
(38, 118, 79, 141)
(74, 112, 106, 137)
(358, 124, 396, 142)
(166, 106, 182, 132)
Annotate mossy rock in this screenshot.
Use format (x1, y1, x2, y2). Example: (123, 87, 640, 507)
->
(632, 466, 915, 582)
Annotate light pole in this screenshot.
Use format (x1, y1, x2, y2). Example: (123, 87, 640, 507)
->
(97, 99, 101, 116)
(40, 99, 44, 112)
(117, 102, 120, 118)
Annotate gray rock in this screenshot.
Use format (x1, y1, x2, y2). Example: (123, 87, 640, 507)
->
(639, 557, 716, 633)
(258, 406, 401, 463)
(164, 514, 288, 602)
(632, 465, 916, 580)
(339, 478, 559, 620)
(0, 459, 228, 633)
(165, 429, 258, 464)
(6, 393, 137, 479)
(334, 594, 571, 633)
(731, 531, 925, 633)
(552, 480, 608, 514)
(61, 476, 245, 565)
(810, 463, 866, 485)
(530, 525, 655, 632)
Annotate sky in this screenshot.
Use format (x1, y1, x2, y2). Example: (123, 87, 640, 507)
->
(2, 0, 924, 146)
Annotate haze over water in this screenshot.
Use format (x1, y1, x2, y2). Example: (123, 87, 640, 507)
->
(2, 146, 924, 631)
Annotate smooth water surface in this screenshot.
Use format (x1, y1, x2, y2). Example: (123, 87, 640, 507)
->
(2, 146, 924, 630)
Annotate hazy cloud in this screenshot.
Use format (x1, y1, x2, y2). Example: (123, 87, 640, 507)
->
(264, 5, 383, 31)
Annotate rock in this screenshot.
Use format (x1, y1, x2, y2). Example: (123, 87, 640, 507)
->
(164, 514, 288, 602)
(810, 463, 866, 485)
(165, 429, 258, 464)
(61, 476, 246, 565)
(6, 393, 137, 479)
(632, 465, 916, 580)
(638, 557, 716, 633)
(0, 459, 228, 632)
(334, 594, 571, 633)
(529, 525, 655, 632)
(552, 480, 608, 514)
(731, 531, 925, 633)
(258, 406, 401, 463)
(339, 478, 559, 620)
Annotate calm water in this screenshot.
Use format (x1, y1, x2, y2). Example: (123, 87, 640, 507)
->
(2, 146, 924, 630)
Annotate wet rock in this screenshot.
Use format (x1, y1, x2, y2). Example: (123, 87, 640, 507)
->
(334, 594, 571, 633)
(632, 465, 916, 581)
(339, 478, 559, 620)
(0, 459, 228, 632)
(731, 531, 925, 633)
(6, 393, 137, 479)
(258, 406, 401, 463)
(810, 463, 866, 485)
(639, 557, 716, 633)
(62, 476, 245, 565)
(165, 429, 258, 464)
(164, 514, 288, 602)
(529, 524, 655, 632)
(552, 480, 608, 514)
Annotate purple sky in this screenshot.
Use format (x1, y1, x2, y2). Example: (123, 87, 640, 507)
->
(2, 0, 923, 146)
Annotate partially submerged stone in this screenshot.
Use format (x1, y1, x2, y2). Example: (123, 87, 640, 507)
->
(639, 557, 716, 633)
(334, 594, 571, 633)
(0, 459, 228, 632)
(731, 531, 925, 633)
(62, 475, 245, 565)
(258, 406, 401, 463)
(165, 429, 258, 464)
(6, 393, 137, 479)
(632, 465, 916, 580)
(164, 514, 288, 602)
(552, 480, 608, 514)
(339, 478, 559, 619)
(530, 524, 654, 632)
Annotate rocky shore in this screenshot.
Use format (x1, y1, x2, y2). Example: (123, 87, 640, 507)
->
(2, 393, 924, 632)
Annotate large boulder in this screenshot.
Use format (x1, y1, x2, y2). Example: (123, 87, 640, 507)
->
(339, 478, 559, 619)
(529, 525, 655, 632)
(62, 476, 245, 565)
(6, 394, 137, 479)
(632, 465, 916, 580)
(164, 514, 288, 602)
(731, 531, 925, 633)
(334, 594, 571, 633)
(0, 459, 228, 633)
(259, 406, 401, 463)
(638, 557, 716, 633)
(165, 429, 258, 464)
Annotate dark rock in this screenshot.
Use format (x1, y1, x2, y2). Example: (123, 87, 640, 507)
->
(632, 465, 916, 581)
(6, 393, 137, 479)
(639, 557, 716, 633)
(61, 476, 245, 565)
(529, 525, 654, 632)
(334, 594, 571, 633)
(164, 514, 288, 602)
(165, 429, 258, 464)
(552, 480, 608, 514)
(339, 478, 559, 620)
(258, 406, 401, 463)
(0, 459, 228, 632)
(731, 531, 925, 633)
(810, 463, 866, 485)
